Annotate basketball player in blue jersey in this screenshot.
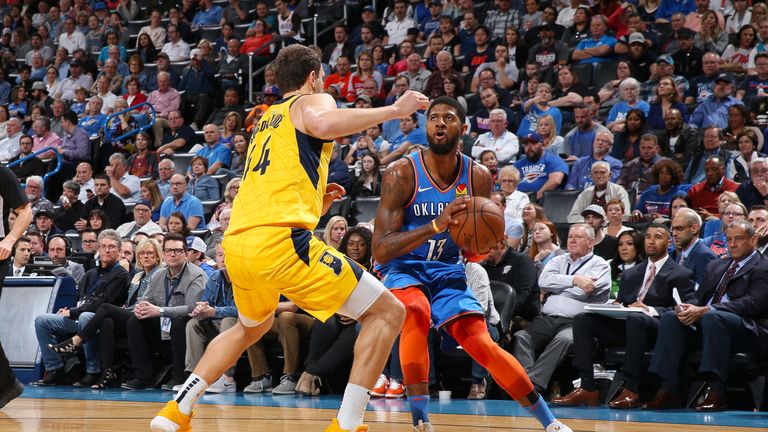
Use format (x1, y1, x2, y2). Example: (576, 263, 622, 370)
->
(372, 96, 573, 432)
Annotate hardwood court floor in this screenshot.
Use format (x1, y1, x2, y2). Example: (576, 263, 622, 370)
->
(2, 388, 767, 432)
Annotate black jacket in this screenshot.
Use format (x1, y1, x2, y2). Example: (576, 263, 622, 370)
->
(81, 193, 126, 229)
(617, 257, 696, 316)
(482, 248, 540, 321)
(69, 262, 130, 320)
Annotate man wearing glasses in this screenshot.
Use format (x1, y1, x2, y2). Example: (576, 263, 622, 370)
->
(123, 232, 207, 390)
(33, 229, 130, 387)
(116, 200, 162, 239)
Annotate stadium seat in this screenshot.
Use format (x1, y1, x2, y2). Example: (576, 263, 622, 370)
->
(489, 281, 516, 335)
(318, 196, 350, 228)
(540, 190, 583, 224)
(172, 153, 196, 175)
(201, 26, 222, 42)
(201, 200, 221, 223)
(572, 63, 593, 88)
(127, 19, 149, 35)
(352, 197, 380, 225)
(592, 61, 618, 89)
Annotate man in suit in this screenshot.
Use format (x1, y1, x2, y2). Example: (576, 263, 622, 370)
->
(670, 208, 718, 287)
(645, 220, 768, 411)
(553, 224, 696, 408)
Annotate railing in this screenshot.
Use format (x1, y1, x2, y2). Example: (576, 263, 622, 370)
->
(7, 147, 62, 195)
(103, 102, 157, 143)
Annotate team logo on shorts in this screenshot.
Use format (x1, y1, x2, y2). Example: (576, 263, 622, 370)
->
(455, 183, 468, 198)
(319, 251, 343, 276)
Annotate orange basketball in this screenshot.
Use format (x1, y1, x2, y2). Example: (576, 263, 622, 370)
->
(448, 196, 506, 255)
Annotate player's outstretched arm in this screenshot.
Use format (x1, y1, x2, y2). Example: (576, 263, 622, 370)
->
(297, 90, 429, 140)
(372, 160, 469, 265)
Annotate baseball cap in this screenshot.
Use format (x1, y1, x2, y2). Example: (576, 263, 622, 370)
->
(362, 5, 375, 12)
(628, 32, 645, 45)
(134, 199, 152, 210)
(186, 236, 207, 254)
(521, 132, 544, 144)
(656, 54, 674, 65)
(94, 2, 107, 11)
(581, 204, 606, 219)
(1, 28, 10, 36)
(189, 49, 202, 60)
(35, 209, 54, 219)
(155, 52, 169, 60)
(262, 85, 281, 97)
(70, 59, 83, 67)
(715, 72, 735, 84)
(677, 28, 696, 39)
(31, 81, 47, 92)
(355, 94, 372, 104)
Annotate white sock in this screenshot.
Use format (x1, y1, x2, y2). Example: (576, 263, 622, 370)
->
(174, 374, 209, 415)
(337, 383, 371, 430)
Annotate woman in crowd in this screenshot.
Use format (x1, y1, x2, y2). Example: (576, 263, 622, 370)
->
(219, 112, 242, 148)
(241, 19, 274, 69)
(529, 219, 564, 274)
(228, 133, 249, 177)
(609, 230, 645, 297)
(197, 39, 216, 64)
(167, 212, 192, 238)
(88, 209, 109, 235)
(141, 180, 164, 222)
(499, 165, 529, 225)
(436, 15, 461, 57)
(604, 199, 632, 238)
(696, 10, 729, 54)
(49, 238, 164, 389)
(720, 24, 756, 74)
(127, 132, 159, 179)
(632, 159, 684, 219)
(669, 193, 691, 219)
(371, 45, 389, 76)
(9, 85, 27, 121)
(550, 65, 587, 126)
(187, 156, 220, 202)
(322, 216, 348, 250)
(209, 177, 241, 230)
(443, 74, 467, 112)
(537, 114, 564, 155)
(729, 130, 766, 183)
(647, 77, 687, 130)
(44, 66, 62, 99)
(0, 105, 9, 141)
(723, 104, 763, 152)
(503, 26, 528, 71)
(518, 202, 546, 253)
(122, 76, 147, 108)
(611, 109, 648, 161)
(702, 191, 742, 238)
(347, 51, 383, 102)
(349, 154, 382, 200)
(136, 33, 158, 64)
(606, 78, 649, 133)
(598, 60, 632, 109)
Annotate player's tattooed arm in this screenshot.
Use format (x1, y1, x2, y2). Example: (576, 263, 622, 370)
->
(372, 160, 442, 265)
(471, 162, 493, 199)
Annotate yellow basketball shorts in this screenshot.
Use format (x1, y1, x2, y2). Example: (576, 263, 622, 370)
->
(222, 226, 364, 324)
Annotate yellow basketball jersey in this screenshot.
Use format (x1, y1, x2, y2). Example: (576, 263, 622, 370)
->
(227, 94, 334, 234)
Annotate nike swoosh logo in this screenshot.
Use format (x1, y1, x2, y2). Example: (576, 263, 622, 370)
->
(418, 186, 433, 192)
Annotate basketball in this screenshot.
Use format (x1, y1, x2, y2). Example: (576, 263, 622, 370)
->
(449, 196, 506, 255)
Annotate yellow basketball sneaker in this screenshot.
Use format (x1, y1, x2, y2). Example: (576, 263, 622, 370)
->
(323, 418, 369, 432)
(150, 401, 194, 432)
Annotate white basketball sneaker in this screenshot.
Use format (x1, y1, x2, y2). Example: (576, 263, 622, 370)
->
(412, 420, 434, 431)
(546, 420, 573, 432)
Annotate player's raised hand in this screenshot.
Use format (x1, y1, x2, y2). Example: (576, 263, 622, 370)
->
(394, 90, 430, 116)
(434, 196, 471, 232)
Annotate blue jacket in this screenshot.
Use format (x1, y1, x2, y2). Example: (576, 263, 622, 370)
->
(565, 155, 622, 190)
(179, 61, 216, 96)
(200, 270, 237, 319)
(671, 238, 718, 286)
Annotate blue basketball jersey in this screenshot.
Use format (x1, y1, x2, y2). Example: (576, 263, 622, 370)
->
(394, 149, 474, 264)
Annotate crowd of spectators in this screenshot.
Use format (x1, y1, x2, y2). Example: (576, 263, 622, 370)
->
(2, 0, 767, 411)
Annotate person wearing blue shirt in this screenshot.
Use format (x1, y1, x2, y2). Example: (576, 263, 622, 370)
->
(571, 16, 617, 64)
(419, 1, 443, 38)
(517, 83, 563, 136)
(78, 97, 107, 138)
(192, 0, 224, 28)
(381, 113, 428, 165)
(515, 132, 568, 200)
(565, 131, 623, 190)
(382, 111, 426, 143)
(563, 105, 610, 160)
(159, 174, 206, 230)
(196, 124, 233, 174)
(655, 0, 696, 21)
(688, 73, 744, 130)
(606, 78, 651, 129)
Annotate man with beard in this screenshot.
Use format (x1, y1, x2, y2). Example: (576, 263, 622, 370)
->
(689, 73, 744, 129)
(748, 207, 768, 254)
(515, 132, 568, 200)
(657, 108, 700, 169)
(526, 23, 568, 83)
(671, 208, 718, 286)
(372, 96, 573, 432)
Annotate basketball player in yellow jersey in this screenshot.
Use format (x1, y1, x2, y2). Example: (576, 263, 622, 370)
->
(151, 44, 430, 432)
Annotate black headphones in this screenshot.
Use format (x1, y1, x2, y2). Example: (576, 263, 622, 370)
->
(48, 234, 72, 256)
